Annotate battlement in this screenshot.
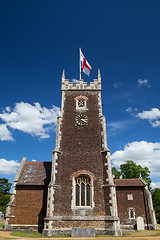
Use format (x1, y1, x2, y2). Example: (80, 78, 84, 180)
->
(61, 70, 101, 91)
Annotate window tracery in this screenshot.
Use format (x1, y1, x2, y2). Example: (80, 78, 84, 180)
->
(78, 99, 85, 107)
(74, 96, 88, 111)
(75, 175, 91, 207)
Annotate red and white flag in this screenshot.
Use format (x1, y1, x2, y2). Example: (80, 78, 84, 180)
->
(80, 49, 92, 76)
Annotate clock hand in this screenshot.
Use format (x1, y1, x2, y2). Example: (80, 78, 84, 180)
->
(81, 119, 87, 123)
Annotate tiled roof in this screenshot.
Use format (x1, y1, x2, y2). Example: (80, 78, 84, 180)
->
(17, 161, 52, 186)
(115, 178, 145, 187)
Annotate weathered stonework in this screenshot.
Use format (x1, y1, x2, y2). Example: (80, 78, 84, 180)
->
(4, 70, 157, 235)
(115, 179, 157, 230)
(142, 179, 157, 230)
(4, 161, 51, 232)
(4, 157, 26, 230)
(43, 71, 121, 236)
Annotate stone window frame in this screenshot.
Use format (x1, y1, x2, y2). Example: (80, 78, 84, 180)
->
(129, 208, 135, 219)
(71, 170, 95, 210)
(74, 96, 88, 111)
(75, 175, 91, 207)
(127, 194, 133, 200)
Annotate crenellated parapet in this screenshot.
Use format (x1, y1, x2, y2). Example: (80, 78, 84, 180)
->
(61, 70, 101, 91)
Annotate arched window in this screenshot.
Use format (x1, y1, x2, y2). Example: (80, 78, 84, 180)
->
(75, 175, 91, 207)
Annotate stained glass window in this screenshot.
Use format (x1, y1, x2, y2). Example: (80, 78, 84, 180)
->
(76, 184, 79, 206)
(86, 184, 90, 206)
(75, 175, 91, 207)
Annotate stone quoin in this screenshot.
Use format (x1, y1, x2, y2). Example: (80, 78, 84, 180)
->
(4, 70, 157, 235)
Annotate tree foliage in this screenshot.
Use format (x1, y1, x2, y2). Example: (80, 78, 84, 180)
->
(112, 166, 121, 179)
(112, 161, 160, 223)
(151, 188, 160, 223)
(0, 178, 12, 214)
(112, 160, 152, 187)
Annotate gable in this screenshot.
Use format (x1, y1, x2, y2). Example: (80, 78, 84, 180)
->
(17, 161, 51, 186)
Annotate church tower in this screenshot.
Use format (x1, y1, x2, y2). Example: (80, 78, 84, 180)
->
(42, 71, 122, 236)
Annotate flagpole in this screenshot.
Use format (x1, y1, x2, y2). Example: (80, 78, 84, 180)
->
(79, 48, 81, 80)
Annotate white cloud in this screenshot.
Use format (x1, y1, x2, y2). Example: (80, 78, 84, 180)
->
(113, 82, 123, 89)
(150, 182, 160, 189)
(111, 141, 160, 178)
(5, 107, 11, 112)
(125, 107, 133, 113)
(125, 107, 138, 116)
(107, 119, 133, 135)
(71, 78, 79, 84)
(0, 124, 13, 141)
(137, 108, 160, 127)
(137, 79, 150, 88)
(0, 158, 20, 175)
(0, 102, 61, 140)
(151, 121, 160, 127)
(108, 120, 128, 132)
(125, 107, 138, 113)
(137, 108, 160, 120)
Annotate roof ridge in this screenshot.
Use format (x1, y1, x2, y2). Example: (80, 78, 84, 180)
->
(115, 178, 140, 180)
(26, 161, 51, 163)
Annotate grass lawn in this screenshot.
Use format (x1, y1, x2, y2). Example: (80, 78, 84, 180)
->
(96, 229, 160, 238)
(122, 229, 160, 237)
(9, 229, 160, 238)
(11, 231, 71, 238)
(0, 219, 4, 228)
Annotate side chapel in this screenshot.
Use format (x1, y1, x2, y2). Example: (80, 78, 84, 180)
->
(4, 71, 157, 236)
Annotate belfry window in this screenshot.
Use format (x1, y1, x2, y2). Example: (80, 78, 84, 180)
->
(74, 96, 88, 111)
(78, 99, 85, 108)
(75, 175, 91, 207)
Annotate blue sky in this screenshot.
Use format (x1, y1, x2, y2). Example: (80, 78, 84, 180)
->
(0, 0, 160, 190)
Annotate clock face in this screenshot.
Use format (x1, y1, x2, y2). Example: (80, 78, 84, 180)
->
(75, 114, 88, 126)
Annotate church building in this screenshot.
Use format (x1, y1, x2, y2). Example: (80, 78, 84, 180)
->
(4, 71, 157, 236)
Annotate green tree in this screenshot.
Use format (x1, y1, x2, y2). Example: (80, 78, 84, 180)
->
(151, 188, 160, 223)
(0, 178, 12, 214)
(112, 166, 121, 179)
(112, 160, 152, 187)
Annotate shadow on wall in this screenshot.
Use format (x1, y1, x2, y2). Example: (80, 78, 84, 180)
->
(38, 162, 52, 233)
